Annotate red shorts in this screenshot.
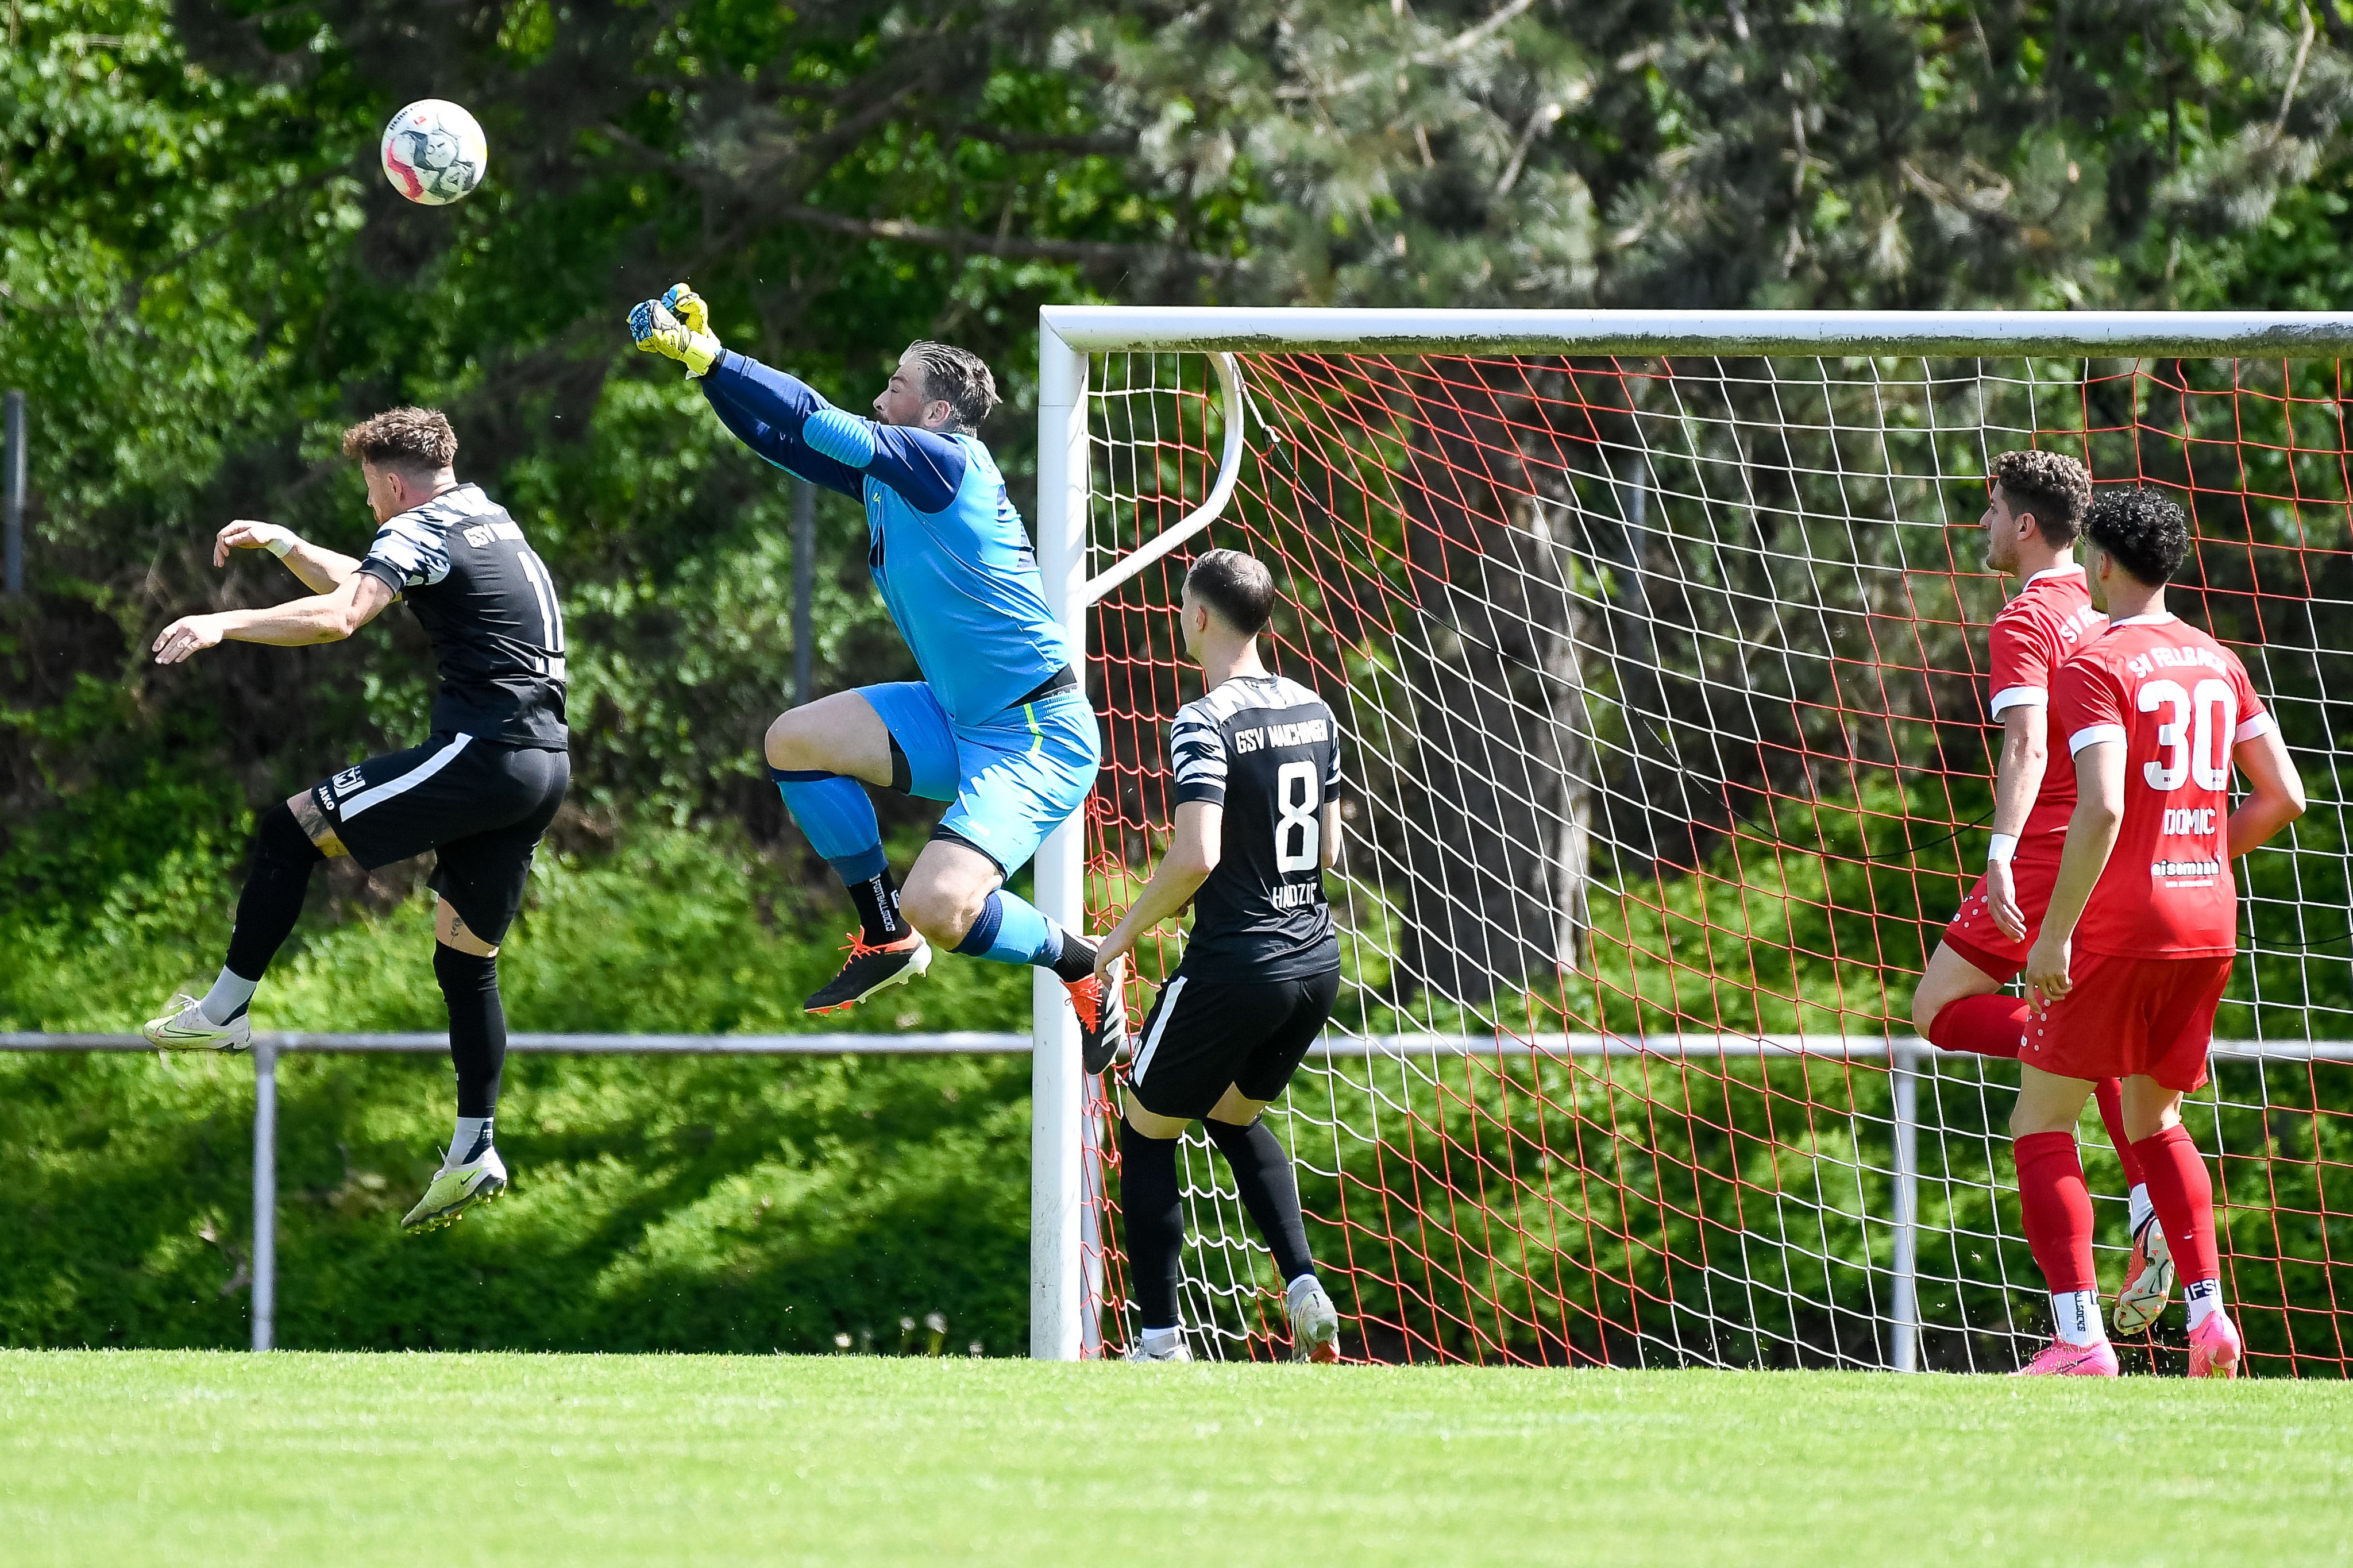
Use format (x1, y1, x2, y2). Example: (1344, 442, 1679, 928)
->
(2022, 951, 2234, 1092)
(1939, 829, 2067, 982)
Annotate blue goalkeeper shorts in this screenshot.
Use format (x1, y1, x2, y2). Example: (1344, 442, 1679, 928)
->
(859, 680, 1100, 877)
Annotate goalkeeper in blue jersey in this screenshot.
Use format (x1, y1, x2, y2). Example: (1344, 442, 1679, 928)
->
(630, 285, 1125, 1063)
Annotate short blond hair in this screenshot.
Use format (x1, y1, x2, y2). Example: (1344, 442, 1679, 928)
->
(341, 407, 458, 473)
(905, 342, 1000, 430)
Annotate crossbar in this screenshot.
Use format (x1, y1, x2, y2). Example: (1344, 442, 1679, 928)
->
(1040, 306, 2353, 358)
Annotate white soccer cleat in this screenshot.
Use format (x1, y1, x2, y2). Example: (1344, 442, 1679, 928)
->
(1286, 1276, 1341, 1363)
(402, 1148, 508, 1233)
(140, 992, 252, 1053)
(1124, 1335, 1194, 1363)
(2113, 1214, 2177, 1335)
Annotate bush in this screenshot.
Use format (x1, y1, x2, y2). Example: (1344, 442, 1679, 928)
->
(0, 821, 1040, 1354)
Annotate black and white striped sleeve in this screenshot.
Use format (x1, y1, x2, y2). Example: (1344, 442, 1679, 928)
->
(1170, 702, 1228, 806)
(358, 509, 451, 592)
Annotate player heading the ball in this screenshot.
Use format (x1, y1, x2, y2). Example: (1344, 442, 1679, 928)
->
(629, 286, 1125, 1065)
(1910, 450, 2173, 1334)
(1092, 549, 1345, 1364)
(2009, 486, 2305, 1377)
(143, 408, 570, 1233)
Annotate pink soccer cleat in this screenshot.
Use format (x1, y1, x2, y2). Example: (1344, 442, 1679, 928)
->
(2012, 1337, 2120, 1377)
(2186, 1312, 2243, 1380)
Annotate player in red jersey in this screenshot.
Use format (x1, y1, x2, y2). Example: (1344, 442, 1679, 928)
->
(2009, 486, 2305, 1377)
(1909, 451, 2172, 1331)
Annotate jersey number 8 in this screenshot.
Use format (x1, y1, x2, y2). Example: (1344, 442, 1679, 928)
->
(1275, 760, 1322, 872)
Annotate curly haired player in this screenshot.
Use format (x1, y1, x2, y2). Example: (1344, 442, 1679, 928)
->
(1908, 450, 2175, 1334)
(629, 286, 1123, 1067)
(2009, 485, 2304, 1377)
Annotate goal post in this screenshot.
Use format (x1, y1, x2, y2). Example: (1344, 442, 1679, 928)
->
(1031, 307, 2353, 1371)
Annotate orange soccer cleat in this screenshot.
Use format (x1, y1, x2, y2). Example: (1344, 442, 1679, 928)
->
(2113, 1214, 2177, 1335)
(1067, 968, 1129, 1075)
(804, 930, 932, 1015)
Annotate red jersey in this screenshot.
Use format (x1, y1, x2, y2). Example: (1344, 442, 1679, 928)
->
(1986, 565, 2106, 839)
(2050, 613, 2272, 959)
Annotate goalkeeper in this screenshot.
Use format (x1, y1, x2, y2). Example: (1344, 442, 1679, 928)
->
(629, 287, 1124, 1064)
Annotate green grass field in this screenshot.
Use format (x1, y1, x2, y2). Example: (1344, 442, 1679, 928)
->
(5, 1352, 2350, 1566)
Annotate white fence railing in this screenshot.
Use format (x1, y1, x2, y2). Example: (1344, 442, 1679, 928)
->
(7, 1032, 2345, 1362)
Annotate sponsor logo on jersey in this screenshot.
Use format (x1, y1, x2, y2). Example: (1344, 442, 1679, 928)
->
(2151, 858, 2222, 879)
(461, 519, 524, 548)
(325, 766, 367, 803)
(1231, 717, 1330, 754)
(2125, 643, 2229, 679)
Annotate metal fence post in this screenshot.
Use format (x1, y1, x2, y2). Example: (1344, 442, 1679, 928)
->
(251, 1041, 277, 1352)
(1889, 1036, 1922, 1373)
(4, 389, 25, 597)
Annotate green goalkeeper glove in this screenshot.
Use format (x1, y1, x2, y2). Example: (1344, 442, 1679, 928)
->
(628, 284, 722, 376)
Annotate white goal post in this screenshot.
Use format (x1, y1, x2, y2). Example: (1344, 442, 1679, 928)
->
(1031, 307, 2353, 1368)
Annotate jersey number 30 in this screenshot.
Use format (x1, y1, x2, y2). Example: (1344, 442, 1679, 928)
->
(2139, 677, 2236, 792)
(1275, 760, 1322, 872)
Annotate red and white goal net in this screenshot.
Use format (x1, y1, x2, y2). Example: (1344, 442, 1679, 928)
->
(1058, 312, 2353, 1375)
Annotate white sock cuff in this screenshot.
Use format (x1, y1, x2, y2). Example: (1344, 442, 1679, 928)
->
(2051, 1289, 2106, 1347)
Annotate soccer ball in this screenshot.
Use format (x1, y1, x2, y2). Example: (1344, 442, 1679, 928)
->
(380, 100, 488, 206)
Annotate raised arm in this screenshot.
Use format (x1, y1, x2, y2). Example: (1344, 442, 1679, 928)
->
(699, 352, 969, 513)
(153, 573, 396, 664)
(213, 519, 364, 595)
(695, 352, 870, 499)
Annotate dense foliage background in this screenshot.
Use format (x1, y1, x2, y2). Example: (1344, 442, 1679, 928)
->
(5, 0, 2350, 1354)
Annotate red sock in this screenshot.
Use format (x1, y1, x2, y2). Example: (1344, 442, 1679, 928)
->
(2132, 1124, 2220, 1286)
(2013, 1131, 2096, 1294)
(1927, 993, 2027, 1060)
(2092, 1080, 2147, 1189)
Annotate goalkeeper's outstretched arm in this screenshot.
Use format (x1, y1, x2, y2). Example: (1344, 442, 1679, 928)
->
(631, 286, 970, 512)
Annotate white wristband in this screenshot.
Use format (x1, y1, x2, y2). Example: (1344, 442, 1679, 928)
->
(1986, 833, 2018, 867)
(265, 532, 296, 558)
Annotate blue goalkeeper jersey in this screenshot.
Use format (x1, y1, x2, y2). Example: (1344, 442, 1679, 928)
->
(697, 351, 1072, 727)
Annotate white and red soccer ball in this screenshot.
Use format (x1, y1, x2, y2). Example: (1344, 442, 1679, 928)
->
(380, 99, 488, 206)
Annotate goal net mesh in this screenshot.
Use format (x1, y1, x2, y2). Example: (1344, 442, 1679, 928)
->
(1078, 345, 2352, 1375)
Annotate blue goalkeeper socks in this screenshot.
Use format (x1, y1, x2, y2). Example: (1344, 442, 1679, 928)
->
(954, 889, 1093, 979)
(772, 768, 902, 944)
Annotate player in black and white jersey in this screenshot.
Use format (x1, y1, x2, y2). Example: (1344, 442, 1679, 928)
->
(1092, 549, 1345, 1364)
(143, 408, 569, 1233)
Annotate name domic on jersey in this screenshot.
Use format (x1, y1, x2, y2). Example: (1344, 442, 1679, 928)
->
(1232, 717, 1330, 755)
(461, 519, 526, 549)
(2161, 807, 2219, 837)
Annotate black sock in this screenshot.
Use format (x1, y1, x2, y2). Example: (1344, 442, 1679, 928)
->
(223, 802, 325, 982)
(1205, 1117, 1315, 1284)
(433, 943, 507, 1117)
(1050, 925, 1096, 983)
(847, 864, 904, 946)
(1119, 1118, 1185, 1329)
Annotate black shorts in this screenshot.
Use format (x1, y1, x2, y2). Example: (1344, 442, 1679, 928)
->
(311, 731, 569, 945)
(1127, 968, 1341, 1121)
